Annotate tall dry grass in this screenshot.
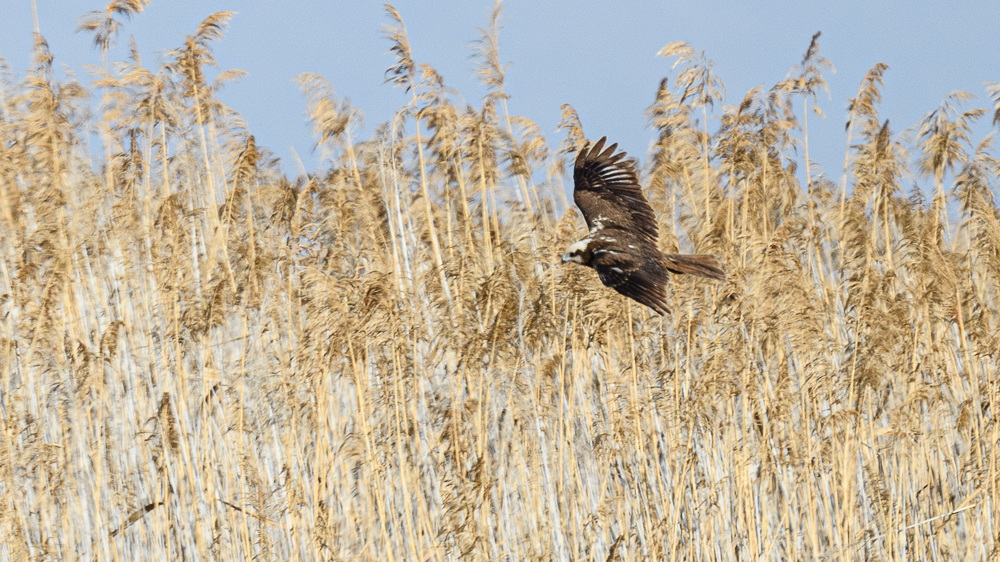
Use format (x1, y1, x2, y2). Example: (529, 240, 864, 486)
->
(1, 4, 999, 560)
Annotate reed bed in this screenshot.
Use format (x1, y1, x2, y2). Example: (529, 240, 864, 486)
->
(1, 4, 998, 560)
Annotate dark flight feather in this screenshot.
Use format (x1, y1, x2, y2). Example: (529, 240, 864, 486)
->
(573, 137, 658, 244)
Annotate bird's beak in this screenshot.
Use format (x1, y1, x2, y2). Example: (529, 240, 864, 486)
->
(561, 252, 570, 263)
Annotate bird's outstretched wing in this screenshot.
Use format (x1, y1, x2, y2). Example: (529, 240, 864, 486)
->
(591, 250, 670, 315)
(573, 137, 658, 244)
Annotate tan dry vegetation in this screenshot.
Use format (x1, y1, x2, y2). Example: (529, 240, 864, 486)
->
(1, 4, 999, 561)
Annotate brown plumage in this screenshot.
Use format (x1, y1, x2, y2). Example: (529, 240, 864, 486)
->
(562, 137, 725, 315)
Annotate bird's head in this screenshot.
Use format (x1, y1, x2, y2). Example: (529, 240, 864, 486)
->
(562, 239, 592, 265)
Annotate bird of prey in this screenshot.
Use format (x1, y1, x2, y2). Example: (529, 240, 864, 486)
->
(562, 137, 725, 315)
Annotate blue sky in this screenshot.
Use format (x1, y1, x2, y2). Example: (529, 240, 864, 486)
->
(2, 1, 999, 181)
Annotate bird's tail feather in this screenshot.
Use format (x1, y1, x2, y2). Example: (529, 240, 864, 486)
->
(663, 254, 726, 281)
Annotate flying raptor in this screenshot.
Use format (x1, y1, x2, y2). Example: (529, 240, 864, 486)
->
(562, 137, 725, 315)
